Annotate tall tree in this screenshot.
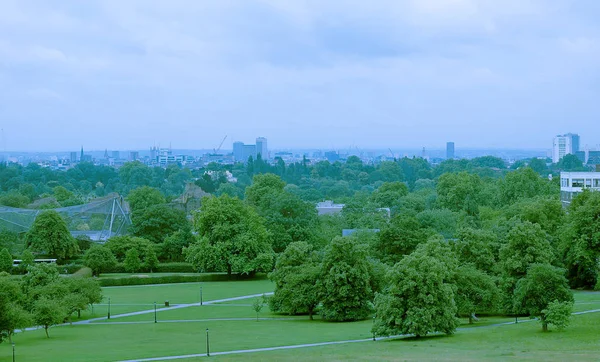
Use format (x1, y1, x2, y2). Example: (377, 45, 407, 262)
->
(373, 240, 459, 338)
(319, 236, 372, 322)
(25, 211, 79, 261)
(32, 298, 66, 338)
(513, 264, 574, 332)
(185, 195, 274, 275)
(83, 245, 117, 277)
(269, 242, 321, 320)
(0, 248, 12, 273)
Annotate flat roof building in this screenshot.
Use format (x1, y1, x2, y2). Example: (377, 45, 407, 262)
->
(560, 171, 600, 207)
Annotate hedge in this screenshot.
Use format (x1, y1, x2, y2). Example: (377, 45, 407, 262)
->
(98, 273, 267, 287)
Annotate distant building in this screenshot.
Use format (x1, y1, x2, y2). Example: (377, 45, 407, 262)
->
(553, 133, 579, 163)
(129, 151, 139, 161)
(243, 144, 257, 162)
(446, 142, 455, 159)
(317, 200, 345, 215)
(112, 151, 120, 160)
(70, 152, 77, 164)
(256, 137, 268, 160)
(560, 172, 600, 206)
(324, 151, 339, 162)
(233, 142, 244, 162)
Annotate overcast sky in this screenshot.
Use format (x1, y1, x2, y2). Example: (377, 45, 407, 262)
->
(1, 0, 599, 152)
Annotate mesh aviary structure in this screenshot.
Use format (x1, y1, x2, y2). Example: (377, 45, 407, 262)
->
(0, 195, 131, 241)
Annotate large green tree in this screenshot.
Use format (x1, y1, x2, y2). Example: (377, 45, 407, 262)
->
(269, 242, 321, 319)
(319, 236, 373, 322)
(513, 264, 574, 332)
(130, 204, 188, 244)
(0, 248, 12, 273)
(185, 195, 274, 275)
(25, 210, 79, 261)
(126, 186, 166, 214)
(436, 172, 482, 212)
(373, 240, 459, 338)
(83, 245, 117, 277)
(0, 276, 31, 344)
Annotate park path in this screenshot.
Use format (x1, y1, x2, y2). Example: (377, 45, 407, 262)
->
(116, 308, 600, 362)
(74, 292, 274, 325)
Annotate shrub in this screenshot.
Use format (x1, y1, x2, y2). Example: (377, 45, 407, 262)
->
(155, 263, 195, 273)
(72, 267, 93, 278)
(98, 273, 267, 287)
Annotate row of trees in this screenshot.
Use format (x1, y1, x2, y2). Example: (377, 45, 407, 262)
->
(0, 264, 102, 341)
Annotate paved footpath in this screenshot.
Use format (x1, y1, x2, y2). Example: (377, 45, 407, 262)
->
(116, 308, 600, 362)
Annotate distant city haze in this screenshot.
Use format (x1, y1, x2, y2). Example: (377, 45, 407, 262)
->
(1, 1, 599, 152)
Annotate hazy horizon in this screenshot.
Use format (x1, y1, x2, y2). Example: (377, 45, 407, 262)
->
(1, 1, 599, 152)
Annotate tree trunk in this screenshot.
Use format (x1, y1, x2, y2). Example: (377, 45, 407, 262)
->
(308, 307, 314, 321)
(8, 333, 12, 344)
(45, 326, 50, 338)
(542, 321, 548, 332)
(227, 264, 232, 277)
(78, 309, 81, 318)
(468, 315, 473, 324)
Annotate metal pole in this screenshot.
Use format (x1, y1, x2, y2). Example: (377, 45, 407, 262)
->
(108, 297, 111, 319)
(154, 302, 157, 323)
(372, 316, 376, 341)
(12, 342, 15, 362)
(515, 315, 518, 324)
(200, 286, 203, 306)
(206, 328, 210, 357)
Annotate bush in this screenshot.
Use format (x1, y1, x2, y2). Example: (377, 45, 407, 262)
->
(98, 273, 267, 287)
(58, 264, 85, 274)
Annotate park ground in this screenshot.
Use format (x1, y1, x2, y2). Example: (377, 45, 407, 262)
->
(1, 280, 600, 361)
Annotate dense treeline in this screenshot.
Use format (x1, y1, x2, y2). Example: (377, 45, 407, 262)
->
(0, 153, 596, 339)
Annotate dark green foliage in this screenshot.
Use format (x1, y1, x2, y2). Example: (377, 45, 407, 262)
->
(436, 172, 482, 212)
(98, 273, 265, 287)
(144, 246, 159, 272)
(513, 264, 574, 331)
(25, 210, 79, 261)
(161, 225, 196, 262)
(0, 248, 12, 273)
(126, 186, 166, 213)
(33, 297, 66, 338)
(560, 191, 600, 288)
(124, 248, 141, 273)
(269, 242, 321, 319)
(83, 245, 117, 276)
(185, 195, 274, 275)
(455, 265, 499, 323)
(130, 204, 188, 244)
(373, 214, 430, 264)
(499, 168, 554, 205)
(319, 236, 372, 321)
(105, 236, 153, 262)
(373, 239, 459, 338)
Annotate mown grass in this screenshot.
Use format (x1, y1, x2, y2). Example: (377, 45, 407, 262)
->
(2, 288, 599, 362)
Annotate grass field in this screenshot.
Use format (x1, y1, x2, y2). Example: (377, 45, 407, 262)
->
(1, 281, 599, 362)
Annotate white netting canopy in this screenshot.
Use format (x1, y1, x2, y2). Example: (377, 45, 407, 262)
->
(0, 195, 131, 241)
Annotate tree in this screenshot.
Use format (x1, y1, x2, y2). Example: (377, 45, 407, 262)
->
(436, 172, 482, 212)
(513, 264, 574, 332)
(373, 241, 459, 338)
(161, 225, 195, 262)
(185, 195, 274, 276)
(0, 248, 12, 273)
(83, 245, 117, 277)
(452, 228, 497, 272)
(20, 249, 35, 270)
(269, 242, 321, 320)
(557, 154, 584, 171)
(0, 276, 31, 344)
(542, 300, 573, 331)
(455, 265, 499, 323)
(319, 236, 372, 322)
(68, 277, 102, 317)
(25, 210, 79, 261)
(373, 214, 430, 265)
(144, 246, 159, 272)
(370, 181, 408, 208)
(126, 186, 165, 214)
(499, 168, 553, 205)
(124, 248, 141, 273)
(252, 296, 265, 321)
(130, 204, 188, 244)
(561, 191, 600, 288)
(33, 297, 66, 338)
(105, 236, 153, 262)
(499, 221, 554, 312)
(245, 174, 286, 208)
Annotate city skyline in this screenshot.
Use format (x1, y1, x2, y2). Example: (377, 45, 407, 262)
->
(1, 1, 600, 151)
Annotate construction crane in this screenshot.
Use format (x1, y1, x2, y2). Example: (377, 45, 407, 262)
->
(211, 135, 227, 155)
(388, 148, 395, 159)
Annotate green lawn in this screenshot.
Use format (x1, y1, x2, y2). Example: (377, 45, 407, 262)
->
(2, 287, 599, 362)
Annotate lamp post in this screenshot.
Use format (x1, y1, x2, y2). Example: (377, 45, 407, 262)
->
(108, 297, 111, 320)
(200, 285, 203, 306)
(12, 342, 15, 362)
(206, 328, 210, 357)
(154, 302, 157, 323)
(372, 316, 376, 341)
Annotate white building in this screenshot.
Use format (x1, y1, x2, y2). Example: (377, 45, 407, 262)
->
(552, 133, 580, 163)
(256, 137, 268, 160)
(560, 172, 600, 206)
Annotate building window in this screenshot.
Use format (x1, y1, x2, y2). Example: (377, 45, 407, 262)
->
(585, 179, 592, 188)
(572, 179, 584, 187)
(561, 178, 569, 187)
(594, 179, 600, 188)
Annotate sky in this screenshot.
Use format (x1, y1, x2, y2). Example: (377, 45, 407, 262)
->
(1, 0, 599, 152)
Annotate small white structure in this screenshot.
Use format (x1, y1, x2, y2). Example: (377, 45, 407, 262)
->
(560, 172, 600, 206)
(317, 200, 345, 215)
